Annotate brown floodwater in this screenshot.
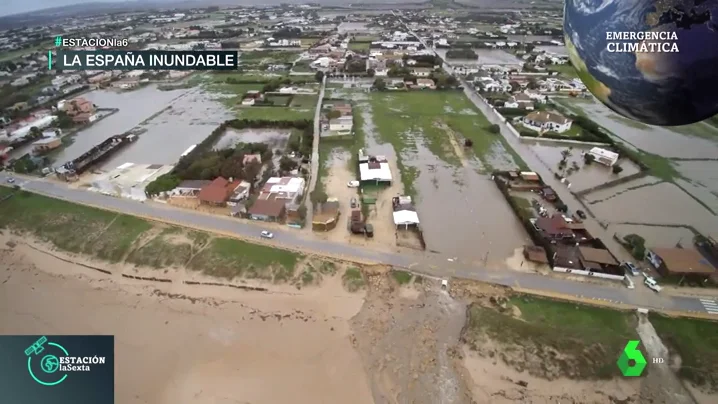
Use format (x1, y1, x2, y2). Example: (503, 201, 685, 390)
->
(51, 85, 233, 170)
(567, 99, 718, 159)
(524, 140, 641, 193)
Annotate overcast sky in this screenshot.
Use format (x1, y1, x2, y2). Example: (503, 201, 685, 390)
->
(3, 0, 120, 17)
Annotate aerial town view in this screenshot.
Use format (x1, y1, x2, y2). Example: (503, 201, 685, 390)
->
(1, 0, 718, 403)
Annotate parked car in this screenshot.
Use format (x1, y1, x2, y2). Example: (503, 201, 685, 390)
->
(260, 230, 274, 239)
(621, 261, 640, 276)
(350, 197, 358, 208)
(575, 210, 587, 219)
(6, 177, 15, 184)
(347, 180, 360, 188)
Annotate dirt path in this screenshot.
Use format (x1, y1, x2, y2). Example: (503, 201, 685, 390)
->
(350, 269, 475, 404)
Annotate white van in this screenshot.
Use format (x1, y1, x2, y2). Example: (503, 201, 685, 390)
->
(643, 275, 663, 293)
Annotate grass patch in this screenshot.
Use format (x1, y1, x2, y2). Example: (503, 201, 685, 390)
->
(706, 115, 718, 129)
(463, 295, 639, 379)
(649, 313, 718, 390)
(510, 195, 534, 220)
(0, 190, 150, 262)
(342, 267, 366, 292)
(0, 44, 46, 62)
(349, 42, 370, 51)
(391, 269, 413, 284)
(126, 227, 209, 268)
(548, 64, 579, 79)
(188, 237, 301, 280)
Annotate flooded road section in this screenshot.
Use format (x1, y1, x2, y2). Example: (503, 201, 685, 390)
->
(53, 86, 233, 169)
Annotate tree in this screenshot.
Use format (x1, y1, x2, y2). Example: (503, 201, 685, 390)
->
(219, 156, 243, 180)
(315, 71, 324, 82)
(367, 68, 375, 78)
(279, 156, 299, 172)
(623, 234, 646, 260)
(612, 165, 623, 174)
(297, 204, 307, 220)
(583, 153, 595, 164)
(145, 174, 181, 196)
(488, 124, 500, 134)
(242, 160, 262, 182)
(326, 110, 341, 119)
(526, 78, 539, 90)
(373, 77, 386, 91)
(310, 190, 328, 205)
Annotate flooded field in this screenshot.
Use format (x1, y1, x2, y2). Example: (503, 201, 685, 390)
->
(587, 181, 718, 236)
(559, 98, 718, 159)
(551, 96, 718, 244)
(524, 140, 642, 193)
(607, 223, 696, 249)
(349, 89, 529, 265)
(535, 45, 567, 55)
(52, 86, 232, 169)
(214, 128, 290, 150)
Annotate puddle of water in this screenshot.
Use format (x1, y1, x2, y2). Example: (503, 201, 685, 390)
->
(215, 128, 290, 150)
(52, 85, 233, 169)
(524, 140, 641, 193)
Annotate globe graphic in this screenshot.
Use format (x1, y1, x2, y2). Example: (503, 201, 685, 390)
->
(41, 355, 60, 373)
(564, 0, 718, 126)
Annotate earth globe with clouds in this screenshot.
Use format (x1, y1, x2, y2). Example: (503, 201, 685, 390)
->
(563, 0, 718, 126)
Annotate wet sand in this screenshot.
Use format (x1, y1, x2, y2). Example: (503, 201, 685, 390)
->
(0, 235, 373, 404)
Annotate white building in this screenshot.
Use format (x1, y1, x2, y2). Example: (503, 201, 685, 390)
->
(90, 163, 174, 201)
(259, 176, 306, 205)
(522, 111, 572, 134)
(358, 149, 392, 184)
(329, 116, 353, 132)
(9, 115, 58, 139)
(588, 147, 619, 167)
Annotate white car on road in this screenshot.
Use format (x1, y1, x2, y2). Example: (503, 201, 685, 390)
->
(642, 272, 663, 293)
(260, 231, 274, 239)
(347, 181, 359, 188)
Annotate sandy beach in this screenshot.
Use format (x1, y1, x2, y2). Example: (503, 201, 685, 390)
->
(0, 233, 373, 404)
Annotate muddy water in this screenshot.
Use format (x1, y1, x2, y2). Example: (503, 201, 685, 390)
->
(404, 135, 529, 265)
(565, 99, 718, 159)
(535, 45, 567, 55)
(52, 86, 233, 169)
(524, 140, 642, 193)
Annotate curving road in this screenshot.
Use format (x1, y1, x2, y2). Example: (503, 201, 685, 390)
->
(0, 172, 713, 315)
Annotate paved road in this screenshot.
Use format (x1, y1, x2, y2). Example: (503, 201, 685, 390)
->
(305, 75, 326, 225)
(0, 172, 710, 315)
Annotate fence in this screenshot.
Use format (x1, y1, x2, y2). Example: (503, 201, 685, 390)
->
(552, 266, 625, 281)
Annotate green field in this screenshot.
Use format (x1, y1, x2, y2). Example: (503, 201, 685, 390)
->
(649, 313, 718, 390)
(464, 295, 640, 379)
(0, 188, 313, 282)
(369, 91, 527, 183)
(348, 42, 370, 51)
(549, 64, 579, 79)
(0, 44, 47, 62)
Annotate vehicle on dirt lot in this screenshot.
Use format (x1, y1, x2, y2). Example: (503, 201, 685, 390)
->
(347, 181, 359, 188)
